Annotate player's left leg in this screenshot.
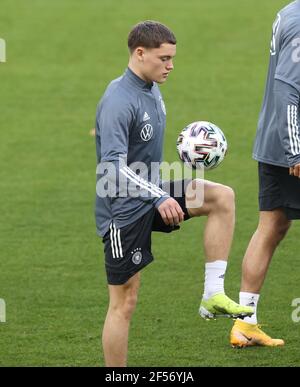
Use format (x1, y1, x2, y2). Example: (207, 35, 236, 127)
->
(185, 179, 254, 319)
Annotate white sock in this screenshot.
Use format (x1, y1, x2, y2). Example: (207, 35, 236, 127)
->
(238, 292, 260, 324)
(203, 260, 227, 300)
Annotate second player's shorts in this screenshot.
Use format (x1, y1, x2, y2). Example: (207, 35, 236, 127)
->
(258, 162, 300, 220)
(103, 179, 192, 285)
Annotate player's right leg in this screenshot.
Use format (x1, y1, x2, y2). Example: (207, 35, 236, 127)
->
(102, 272, 140, 366)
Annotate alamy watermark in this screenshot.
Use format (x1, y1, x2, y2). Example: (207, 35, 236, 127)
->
(0, 38, 6, 62)
(0, 299, 6, 323)
(291, 298, 300, 323)
(96, 158, 205, 209)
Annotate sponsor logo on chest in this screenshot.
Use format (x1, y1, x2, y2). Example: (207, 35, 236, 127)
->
(140, 123, 153, 141)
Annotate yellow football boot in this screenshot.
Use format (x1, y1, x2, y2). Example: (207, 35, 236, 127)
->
(230, 320, 285, 348)
(199, 293, 254, 320)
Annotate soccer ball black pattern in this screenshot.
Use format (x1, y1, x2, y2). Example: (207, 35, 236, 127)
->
(176, 121, 227, 170)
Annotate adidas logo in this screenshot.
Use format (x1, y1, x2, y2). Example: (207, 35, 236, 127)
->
(218, 274, 225, 279)
(143, 112, 150, 121)
(247, 302, 255, 307)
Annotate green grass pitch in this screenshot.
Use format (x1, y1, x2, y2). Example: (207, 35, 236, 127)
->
(0, 0, 299, 366)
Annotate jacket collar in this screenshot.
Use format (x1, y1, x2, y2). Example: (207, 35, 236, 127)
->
(125, 67, 153, 90)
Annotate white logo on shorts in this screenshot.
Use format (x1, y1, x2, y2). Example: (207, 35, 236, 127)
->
(132, 249, 142, 265)
(141, 124, 153, 141)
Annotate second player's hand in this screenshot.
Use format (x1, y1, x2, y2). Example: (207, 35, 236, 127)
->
(289, 163, 300, 178)
(157, 198, 185, 226)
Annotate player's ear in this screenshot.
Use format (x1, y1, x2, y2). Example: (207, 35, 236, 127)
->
(135, 47, 145, 62)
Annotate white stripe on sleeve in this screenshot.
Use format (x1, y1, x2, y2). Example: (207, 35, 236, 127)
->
(120, 166, 167, 198)
(288, 105, 296, 155)
(292, 105, 300, 154)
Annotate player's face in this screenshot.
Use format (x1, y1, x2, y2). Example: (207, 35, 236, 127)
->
(139, 43, 176, 84)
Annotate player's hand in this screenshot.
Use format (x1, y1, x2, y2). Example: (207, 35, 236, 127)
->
(157, 198, 185, 226)
(289, 163, 300, 178)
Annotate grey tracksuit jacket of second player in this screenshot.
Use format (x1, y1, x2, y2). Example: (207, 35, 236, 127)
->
(253, 0, 300, 168)
(95, 68, 170, 237)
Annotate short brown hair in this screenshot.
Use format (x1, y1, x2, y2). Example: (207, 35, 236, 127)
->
(128, 21, 176, 53)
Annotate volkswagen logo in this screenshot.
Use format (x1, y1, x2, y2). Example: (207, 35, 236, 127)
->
(140, 124, 153, 142)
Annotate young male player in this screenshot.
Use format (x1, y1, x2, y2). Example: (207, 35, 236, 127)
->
(95, 21, 253, 366)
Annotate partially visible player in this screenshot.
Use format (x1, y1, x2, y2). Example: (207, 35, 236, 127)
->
(95, 21, 253, 366)
(230, 0, 300, 348)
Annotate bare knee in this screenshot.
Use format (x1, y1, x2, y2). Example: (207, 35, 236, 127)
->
(272, 222, 290, 245)
(258, 211, 291, 245)
(213, 184, 235, 214)
(108, 276, 140, 321)
(278, 220, 291, 240)
(121, 292, 138, 320)
(187, 180, 235, 217)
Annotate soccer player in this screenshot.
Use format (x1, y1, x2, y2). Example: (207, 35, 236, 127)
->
(95, 21, 253, 366)
(230, 0, 300, 348)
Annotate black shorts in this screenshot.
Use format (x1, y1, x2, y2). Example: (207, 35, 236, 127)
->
(258, 162, 300, 220)
(103, 180, 192, 285)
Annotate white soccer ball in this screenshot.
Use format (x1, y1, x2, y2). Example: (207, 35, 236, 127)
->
(176, 121, 227, 170)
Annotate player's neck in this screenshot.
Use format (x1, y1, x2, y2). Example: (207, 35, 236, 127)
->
(128, 62, 151, 84)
